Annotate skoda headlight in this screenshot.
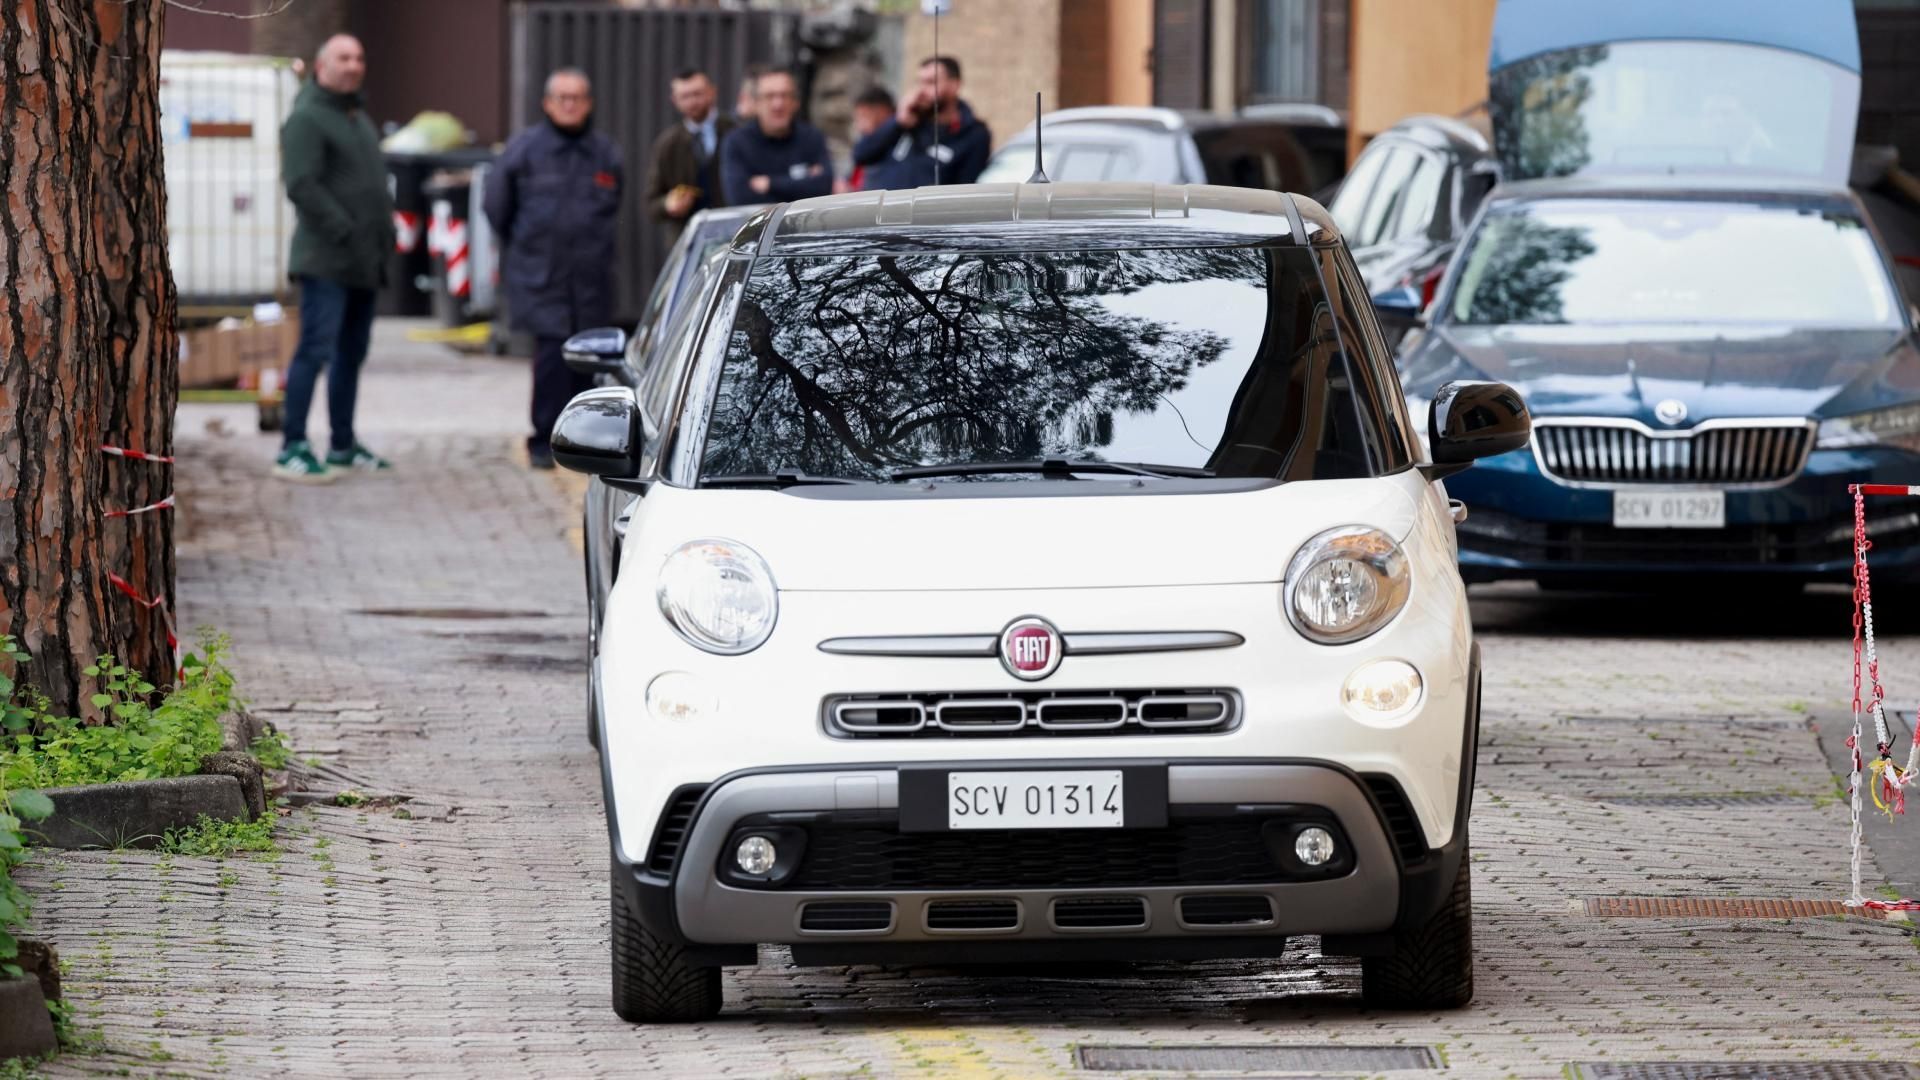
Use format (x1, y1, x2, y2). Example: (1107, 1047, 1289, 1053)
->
(1284, 526, 1411, 645)
(1817, 404, 1920, 453)
(656, 538, 777, 654)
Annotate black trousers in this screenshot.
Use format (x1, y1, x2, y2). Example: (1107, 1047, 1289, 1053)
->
(531, 336, 595, 453)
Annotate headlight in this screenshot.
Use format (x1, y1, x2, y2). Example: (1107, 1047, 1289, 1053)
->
(1817, 404, 1920, 452)
(656, 538, 777, 654)
(1284, 526, 1412, 644)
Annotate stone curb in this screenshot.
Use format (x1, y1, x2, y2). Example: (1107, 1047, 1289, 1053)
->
(30, 775, 249, 850)
(0, 976, 56, 1062)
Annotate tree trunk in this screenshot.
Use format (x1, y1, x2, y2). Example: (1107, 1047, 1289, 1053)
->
(0, 0, 178, 717)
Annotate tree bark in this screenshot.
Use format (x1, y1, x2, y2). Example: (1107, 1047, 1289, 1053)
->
(0, 1, 178, 716)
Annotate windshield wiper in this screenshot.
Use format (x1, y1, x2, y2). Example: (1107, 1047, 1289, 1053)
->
(887, 458, 1215, 481)
(699, 471, 866, 488)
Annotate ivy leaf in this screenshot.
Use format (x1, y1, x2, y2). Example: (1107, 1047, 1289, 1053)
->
(90, 694, 112, 709)
(7, 791, 52, 821)
(0, 928, 17, 960)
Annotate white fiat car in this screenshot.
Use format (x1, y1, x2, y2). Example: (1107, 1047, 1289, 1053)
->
(553, 183, 1530, 1023)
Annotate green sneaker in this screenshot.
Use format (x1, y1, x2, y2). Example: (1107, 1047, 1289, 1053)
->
(273, 441, 336, 484)
(325, 443, 393, 474)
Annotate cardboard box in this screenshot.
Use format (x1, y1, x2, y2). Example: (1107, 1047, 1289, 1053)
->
(177, 315, 299, 389)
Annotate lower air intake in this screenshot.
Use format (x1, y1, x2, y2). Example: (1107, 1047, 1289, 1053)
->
(798, 901, 894, 933)
(925, 899, 1021, 931)
(1051, 896, 1148, 929)
(1180, 894, 1275, 927)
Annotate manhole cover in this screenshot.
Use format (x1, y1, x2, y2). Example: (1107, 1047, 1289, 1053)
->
(357, 607, 553, 620)
(1078, 1045, 1440, 1072)
(1583, 897, 1893, 919)
(1570, 1064, 1915, 1079)
(1589, 794, 1812, 808)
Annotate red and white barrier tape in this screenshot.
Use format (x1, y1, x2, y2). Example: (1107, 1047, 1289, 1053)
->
(106, 571, 178, 656)
(104, 494, 175, 519)
(100, 445, 174, 464)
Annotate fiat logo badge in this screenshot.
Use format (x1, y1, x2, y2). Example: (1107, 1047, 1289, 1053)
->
(1654, 398, 1688, 426)
(998, 617, 1063, 681)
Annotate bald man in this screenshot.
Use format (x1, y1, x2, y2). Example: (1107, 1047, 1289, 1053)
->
(274, 34, 395, 482)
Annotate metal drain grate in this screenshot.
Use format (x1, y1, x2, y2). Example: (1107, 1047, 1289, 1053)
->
(1569, 1063, 1917, 1079)
(1078, 1044, 1440, 1072)
(1583, 897, 1896, 919)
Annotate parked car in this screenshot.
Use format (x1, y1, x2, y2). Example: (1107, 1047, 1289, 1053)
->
(1327, 114, 1499, 340)
(1397, 174, 1920, 590)
(564, 202, 764, 749)
(554, 181, 1530, 1022)
(977, 105, 1347, 197)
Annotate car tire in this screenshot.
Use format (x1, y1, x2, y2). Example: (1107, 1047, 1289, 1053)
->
(585, 513, 600, 750)
(1360, 838, 1473, 1010)
(610, 886, 722, 1023)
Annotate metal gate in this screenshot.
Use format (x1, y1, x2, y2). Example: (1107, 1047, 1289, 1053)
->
(510, 3, 777, 324)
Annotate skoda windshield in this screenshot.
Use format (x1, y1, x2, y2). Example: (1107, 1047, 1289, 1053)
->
(1447, 199, 1900, 328)
(694, 243, 1413, 485)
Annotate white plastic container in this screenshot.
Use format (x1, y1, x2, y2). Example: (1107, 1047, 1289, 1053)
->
(160, 51, 299, 309)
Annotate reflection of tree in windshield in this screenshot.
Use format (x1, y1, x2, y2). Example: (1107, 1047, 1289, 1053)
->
(703, 248, 1254, 478)
(1490, 45, 1606, 180)
(1456, 215, 1596, 325)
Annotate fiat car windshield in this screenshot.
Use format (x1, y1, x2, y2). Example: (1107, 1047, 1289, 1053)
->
(697, 244, 1410, 483)
(1448, 199, 1900, 327)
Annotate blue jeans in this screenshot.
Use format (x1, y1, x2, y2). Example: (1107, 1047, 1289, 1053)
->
(282, 275, 376, 452)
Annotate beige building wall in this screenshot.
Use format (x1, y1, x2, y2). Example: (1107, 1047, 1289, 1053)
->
(1105, 0, 1154, 106)
(1348, 0, 1498, 156)
(905, 0, 1062, 149)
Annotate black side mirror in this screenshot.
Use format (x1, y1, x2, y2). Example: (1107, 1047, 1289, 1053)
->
(562, 326, 629, 378)
(1423, 380, 1530, 481)
(552, 386, 642, 479)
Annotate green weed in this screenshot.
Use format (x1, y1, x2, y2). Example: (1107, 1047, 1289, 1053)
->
(157, 814, 276, 858)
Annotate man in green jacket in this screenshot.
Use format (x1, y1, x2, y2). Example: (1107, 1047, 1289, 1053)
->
(273, 34, 396, 483)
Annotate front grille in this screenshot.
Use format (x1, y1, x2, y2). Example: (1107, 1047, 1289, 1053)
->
(1533, 421, 1813, 487)
(798, 900, 894, 932)
(1362, 776, 1426, 863)
(925, 899, 1021, 931)
(823, 689, 1238, 739)
(1052, 896, 1149, 929)
(1456, 508, 1919, 568)
(787, 819, 1290, 890)
(645, 786, 706, 874)
(1179, 894, 1275, 927)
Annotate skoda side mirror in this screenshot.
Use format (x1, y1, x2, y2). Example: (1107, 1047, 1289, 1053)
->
(552, 386, 642, 480)
(562, 326, 629, 378)
(1423, 380, 1530, 481)
(1372, 284, 1427, 331)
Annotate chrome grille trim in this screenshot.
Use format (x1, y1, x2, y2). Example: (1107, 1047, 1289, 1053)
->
(1531, 417, 1814, 489)
(816, 630, 1244, 658)
(1137, 694, 1235, 728)
(822, 690, 1241, 738)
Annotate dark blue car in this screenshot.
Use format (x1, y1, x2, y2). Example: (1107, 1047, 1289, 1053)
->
(1398, 174, 1920, 589)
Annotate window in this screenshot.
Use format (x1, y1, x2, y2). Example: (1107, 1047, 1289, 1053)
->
(698, 245, 1397, 484)
(1388, 154, 1442, 242)
(1448, 199, 1900, 327)
(1327, 138, 1390, 236)
(1246, 0, 1321, 104)
(1353, 147, 1417, 248)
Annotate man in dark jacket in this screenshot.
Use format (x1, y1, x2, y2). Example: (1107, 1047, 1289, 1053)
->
(719, 68, 832, 207)
(273, 33, 396, 483)
(644, 69, 735, 253)
(483, 67, 625, 469)
(851, 56, 992, 190)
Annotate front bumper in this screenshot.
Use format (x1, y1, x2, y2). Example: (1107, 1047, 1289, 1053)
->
(1449, 446, 1920, 583)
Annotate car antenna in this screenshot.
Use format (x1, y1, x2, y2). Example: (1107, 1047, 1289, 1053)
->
(1026, 92, 1050, 184)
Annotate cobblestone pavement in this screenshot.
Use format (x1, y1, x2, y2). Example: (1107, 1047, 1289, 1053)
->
(23, 321, 1920, 1079)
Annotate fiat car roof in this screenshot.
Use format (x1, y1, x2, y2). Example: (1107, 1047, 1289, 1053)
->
(728, 183, 1338, 256)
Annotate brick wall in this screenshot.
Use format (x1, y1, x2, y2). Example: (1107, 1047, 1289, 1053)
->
(904, 0, 1062, 150)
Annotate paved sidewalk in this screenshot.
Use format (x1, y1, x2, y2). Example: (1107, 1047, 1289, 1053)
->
(22, 320, 1920, 1078)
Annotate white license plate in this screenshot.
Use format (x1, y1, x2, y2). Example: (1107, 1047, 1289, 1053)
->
(947, 770, 1124, 830)
(1612, 490, 1725, 529)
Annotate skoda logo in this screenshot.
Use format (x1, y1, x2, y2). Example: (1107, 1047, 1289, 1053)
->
(998, 617, 1063, 681)
(1654, 399, 1689, 426)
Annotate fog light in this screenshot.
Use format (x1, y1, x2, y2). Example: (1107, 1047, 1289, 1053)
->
(1295, 826, 1336, 867)
(1341, 659, 1423, 723)
(646, 671, 716, 722)
(735, 835, 777, 875)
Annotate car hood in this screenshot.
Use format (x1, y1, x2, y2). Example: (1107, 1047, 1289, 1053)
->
(626, 476, 1422, 592)
(1400, 323, 1920, 420)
